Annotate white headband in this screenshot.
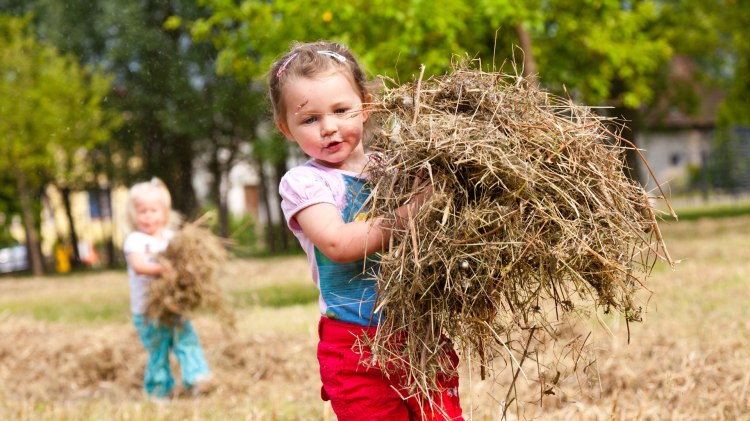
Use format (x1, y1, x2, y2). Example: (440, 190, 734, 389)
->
(317, 50, 347, 63)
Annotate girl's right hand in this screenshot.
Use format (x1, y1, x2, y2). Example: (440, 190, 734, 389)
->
(393, 171, 433, 230)
(160, 260, 176, 280)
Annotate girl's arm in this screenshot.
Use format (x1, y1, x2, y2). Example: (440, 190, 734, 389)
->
(128, 252, 166, 276)
(295, 203, 388, 263)
(295, 181, 431, 264)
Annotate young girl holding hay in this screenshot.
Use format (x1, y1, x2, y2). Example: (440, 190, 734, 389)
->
(123, 178, 212, 400)
(271, 41, 464, 420)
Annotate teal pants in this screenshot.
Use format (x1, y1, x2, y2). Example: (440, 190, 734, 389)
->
(133, 314, 210, 397)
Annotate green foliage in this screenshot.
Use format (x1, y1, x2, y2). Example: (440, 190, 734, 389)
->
(0, 14, 118, 194)
(194, 0, 673, 111)
(0, 271, 318, 323)
(537, 0, 672, 106)
(34, 0, 266, 217)
(0, 282, 318, 323)
(200, 208, 260, 257)
(193, 0, 522, 81)
(0, 14, 119, 273)
(686, 163, 703, 190)
(0, 170, 19, 223)
(656, 0, 750, 129)
(662, 202, 750, 221)
(717, 38, 750, 125)
(231, 284, 319, 308)
(700, 0, 750, 127)
(0, 225, 15, 248)
(0, 296, 130, 323)
(227, 213, 259, 258)
(703, 128, 747, 191)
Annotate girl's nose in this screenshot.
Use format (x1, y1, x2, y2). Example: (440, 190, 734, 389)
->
(320, 116, 337, 137)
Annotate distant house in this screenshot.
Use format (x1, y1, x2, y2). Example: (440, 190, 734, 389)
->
(191, 139, 308, 227)
(192, 159, 264, 221)
(636, 55, 723, 194)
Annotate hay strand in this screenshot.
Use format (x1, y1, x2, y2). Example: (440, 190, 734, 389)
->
(146, 214, 235, 329)
(362, 58, 672, 401)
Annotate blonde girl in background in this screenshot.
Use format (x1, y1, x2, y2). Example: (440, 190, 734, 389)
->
(123, 178, 212, 400)
(271, 41, 464, 420)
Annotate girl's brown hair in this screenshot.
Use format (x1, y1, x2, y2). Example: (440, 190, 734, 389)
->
(268, 41, 370, 126)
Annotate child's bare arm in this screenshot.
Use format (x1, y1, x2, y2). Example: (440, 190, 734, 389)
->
(295, 203, 389, 263)
(295, 180, 431, 264)
(128, 252, 166, 276)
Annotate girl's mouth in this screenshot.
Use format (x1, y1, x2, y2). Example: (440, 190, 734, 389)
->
(323, 140, 343, 151)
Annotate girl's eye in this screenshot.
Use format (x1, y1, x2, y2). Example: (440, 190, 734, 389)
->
(334, 108, 347, 114)
(302, 116, 317, 124)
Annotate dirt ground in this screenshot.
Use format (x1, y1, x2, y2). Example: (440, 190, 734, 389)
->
(1, 216, 749, 420)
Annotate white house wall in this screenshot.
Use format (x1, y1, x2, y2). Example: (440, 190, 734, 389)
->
(636, 129, 710, 194)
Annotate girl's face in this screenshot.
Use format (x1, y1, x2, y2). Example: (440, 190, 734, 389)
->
(133, 192, 167, 236)
(277, 70, 369, 171)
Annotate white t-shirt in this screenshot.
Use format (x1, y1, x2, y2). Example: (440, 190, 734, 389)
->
(123, 229, 174, 314)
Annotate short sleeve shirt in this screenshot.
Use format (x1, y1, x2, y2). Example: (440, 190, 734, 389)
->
(123, 229, 174, 314)
(279, 160, 379, 326)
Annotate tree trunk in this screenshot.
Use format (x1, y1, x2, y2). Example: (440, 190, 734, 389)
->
(256, 162, 278, 253)
(514, 23, 538, 85)
(14, 168, 44, 276)
(60, 186, 82, 268)
(218, 174, 230, 239)
(98, 186, 117, 268)
(273, 160, 292, 251)
(171, 135, 198, 217)
(208, 148, 231, 238)
(143, 130, 197, 219)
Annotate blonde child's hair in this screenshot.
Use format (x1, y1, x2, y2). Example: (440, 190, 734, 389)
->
(125, 177, 172, 231)
(268, 40, 371, 126)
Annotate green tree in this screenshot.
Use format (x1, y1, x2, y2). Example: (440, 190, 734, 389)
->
(23, 0, 266, 242)
(0, 171, 19, 248)
(710, 0, 750, 126)
(193, 0, 671, 96)
(192, 0, 509, 81)
(194, 0, 675, 183)
(654, 0, 750, 191)
(0, 15, 117, 275)
(533, 1, 672, 180)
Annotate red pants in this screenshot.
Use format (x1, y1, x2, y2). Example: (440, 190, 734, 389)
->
(317, 317, 464, 421)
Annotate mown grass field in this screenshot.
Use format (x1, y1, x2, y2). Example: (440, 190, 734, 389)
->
(1, 213, 749, 420)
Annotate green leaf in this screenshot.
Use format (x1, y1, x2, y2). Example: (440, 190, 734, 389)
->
(163, 15, 182, 31)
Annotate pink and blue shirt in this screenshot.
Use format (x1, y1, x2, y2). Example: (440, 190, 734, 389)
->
(279, 160, 379, 327)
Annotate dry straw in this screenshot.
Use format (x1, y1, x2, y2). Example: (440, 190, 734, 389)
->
(146, 214, 235, 329)
(362, 58, 674, 405)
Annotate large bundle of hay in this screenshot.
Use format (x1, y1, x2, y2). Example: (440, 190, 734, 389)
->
(146, 215, 235, 329)
(363, 60, 673, 399)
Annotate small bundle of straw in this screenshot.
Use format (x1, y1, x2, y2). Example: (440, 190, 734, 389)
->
(146, 214, 235, 329)
(363, 59, 673, 399)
